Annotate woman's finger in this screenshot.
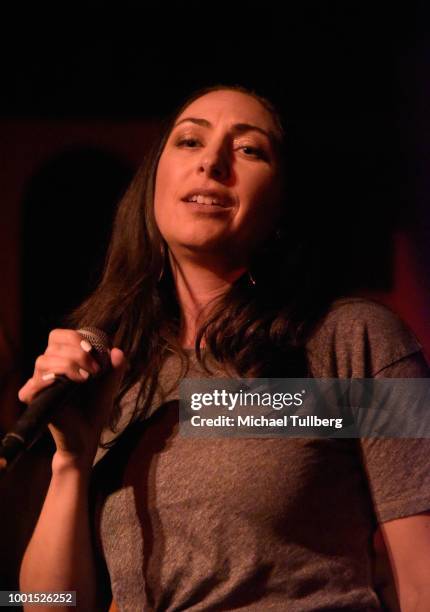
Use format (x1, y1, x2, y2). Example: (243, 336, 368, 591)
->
(44, 343, 101, 376)
(48, 328, 85, 347)
(18, 375, 56, 404)
(33, 354, 93, 383)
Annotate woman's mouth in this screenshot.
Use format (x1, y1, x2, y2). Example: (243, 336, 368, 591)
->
(181, 193, 234, 212)
(185, 194, 223, 206)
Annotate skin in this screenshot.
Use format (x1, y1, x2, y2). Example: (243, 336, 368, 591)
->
(154, 89, 284, 346)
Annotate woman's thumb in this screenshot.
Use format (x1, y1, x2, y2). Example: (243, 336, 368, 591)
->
(110, 347, 126, 371)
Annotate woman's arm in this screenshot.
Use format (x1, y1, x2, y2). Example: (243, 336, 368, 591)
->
(380, 512, 430, 612)
(17, 329, 125, 611)
(19, 453, 102, 612)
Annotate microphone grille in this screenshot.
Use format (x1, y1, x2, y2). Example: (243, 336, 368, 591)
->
(77, 327, 112, 372)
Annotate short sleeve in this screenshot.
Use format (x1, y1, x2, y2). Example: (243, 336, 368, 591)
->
(359, 350, 430, 523)
(306, 297, 425, 377)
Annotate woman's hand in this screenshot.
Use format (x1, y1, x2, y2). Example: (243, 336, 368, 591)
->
(18, 329, 126, 467)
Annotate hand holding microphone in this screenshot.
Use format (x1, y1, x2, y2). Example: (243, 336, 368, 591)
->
(0, 328, 126, 473)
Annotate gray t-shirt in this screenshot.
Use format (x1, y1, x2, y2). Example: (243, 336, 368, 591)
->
(91, 298, 430, 611)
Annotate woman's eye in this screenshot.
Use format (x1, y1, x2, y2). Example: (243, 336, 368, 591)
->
(239, 145, 266, 159)
(176, 138, 201, 148)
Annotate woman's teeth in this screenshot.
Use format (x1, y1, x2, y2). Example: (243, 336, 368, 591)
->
(188, 195, 221, 205)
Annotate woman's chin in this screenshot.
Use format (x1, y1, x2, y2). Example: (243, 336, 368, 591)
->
(170, 236, 236, 260)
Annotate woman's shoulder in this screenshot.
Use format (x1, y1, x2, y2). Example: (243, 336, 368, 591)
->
(314, 296, 420, 341)
(306, 296, 424, 377)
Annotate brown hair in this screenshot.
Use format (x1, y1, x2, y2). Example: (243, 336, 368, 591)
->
(68, 84, 332, 445)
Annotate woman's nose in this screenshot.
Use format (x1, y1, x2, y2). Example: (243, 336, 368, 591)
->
(198, 146, 231, 181)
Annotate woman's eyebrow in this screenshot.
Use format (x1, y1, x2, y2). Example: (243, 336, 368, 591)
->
(173, 117, 274, 142)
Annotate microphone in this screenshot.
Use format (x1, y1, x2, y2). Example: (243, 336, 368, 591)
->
(0, 327, 111, 474)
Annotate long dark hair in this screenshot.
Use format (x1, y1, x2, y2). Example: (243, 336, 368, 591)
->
(68, 84, 336, 444)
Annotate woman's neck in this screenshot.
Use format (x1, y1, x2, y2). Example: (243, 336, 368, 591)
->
(168, 252, 246, 348)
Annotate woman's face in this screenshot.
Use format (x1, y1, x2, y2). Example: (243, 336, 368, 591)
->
(154, 89, 283, 265)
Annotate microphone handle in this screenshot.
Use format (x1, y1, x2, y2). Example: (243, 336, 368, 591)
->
(0, 375, 79, 473)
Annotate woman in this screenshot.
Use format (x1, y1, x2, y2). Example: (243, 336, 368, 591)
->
(19, 86, 430, 611)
